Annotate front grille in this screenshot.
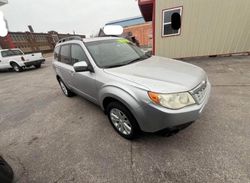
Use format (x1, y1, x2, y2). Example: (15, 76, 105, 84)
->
(190, 80, 207, 104)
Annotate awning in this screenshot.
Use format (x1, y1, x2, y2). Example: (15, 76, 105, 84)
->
(138, 0, 153, 22)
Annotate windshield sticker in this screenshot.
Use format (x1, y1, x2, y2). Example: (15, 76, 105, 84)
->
(117, 39, 130, 44)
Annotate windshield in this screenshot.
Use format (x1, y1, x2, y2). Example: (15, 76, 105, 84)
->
(85, 39, 150, 68)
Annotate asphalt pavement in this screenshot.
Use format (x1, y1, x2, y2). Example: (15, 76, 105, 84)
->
(0, 55, 249, 183)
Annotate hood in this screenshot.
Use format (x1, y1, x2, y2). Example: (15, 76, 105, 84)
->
(104, 56, 207, 93)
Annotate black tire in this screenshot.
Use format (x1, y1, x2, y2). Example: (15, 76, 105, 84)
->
(58, 78, 75, 97)
(107, 102, 140, 140)
(34, 64, 41, 68)
(0, 156, 14, 183)
(11, 63, 23, 72)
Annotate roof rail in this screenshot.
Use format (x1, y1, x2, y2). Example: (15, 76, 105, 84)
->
(58, 36, 82, 43)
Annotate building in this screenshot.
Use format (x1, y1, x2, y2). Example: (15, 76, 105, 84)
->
(106, 16, 145, 27)
(138, 0, 250, 58)
(0, 0, 8, 49)
(105, 16, 152, 48)
(0, 31, 85, 53)
(123, 22, 152, 48)
(0, 2, 86, 53)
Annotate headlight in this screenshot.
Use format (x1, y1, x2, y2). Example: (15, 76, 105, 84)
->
(148, 91, 196, 109)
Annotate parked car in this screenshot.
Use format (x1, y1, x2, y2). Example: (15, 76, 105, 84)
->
(0, 49, 45, 72)
(53, 36, 211, 139)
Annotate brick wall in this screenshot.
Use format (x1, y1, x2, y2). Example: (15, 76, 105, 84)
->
(124, 22, 152, 48)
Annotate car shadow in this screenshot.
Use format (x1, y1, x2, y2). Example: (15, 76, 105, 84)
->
(139, 122, 194, 139)
(0, 65, 47, 74)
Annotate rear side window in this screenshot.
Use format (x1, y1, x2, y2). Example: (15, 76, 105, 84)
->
(12, 50, 23, 56)
(60, 45, 71, 65)
(71, 44, 89, 65)
(54, 46, 60, 61)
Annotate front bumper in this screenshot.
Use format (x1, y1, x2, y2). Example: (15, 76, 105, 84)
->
(136, 81, 211, 132)
(23, 59, 45, 67)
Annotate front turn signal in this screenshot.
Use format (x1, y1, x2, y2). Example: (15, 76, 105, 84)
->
(148, 91, 160, 104)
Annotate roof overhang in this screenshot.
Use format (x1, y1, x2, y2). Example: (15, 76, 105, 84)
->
(138, 0, 153, 21)
(0, 0, 8, 6)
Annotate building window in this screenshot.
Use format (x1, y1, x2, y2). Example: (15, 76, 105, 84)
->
(162, 7, 182, 37)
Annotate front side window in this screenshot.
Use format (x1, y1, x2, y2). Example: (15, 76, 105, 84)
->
(71, 44, 89, 65)
(162, 7, 182, 37)
(86, 39, 147, 68)
(60, 45, 71, 65)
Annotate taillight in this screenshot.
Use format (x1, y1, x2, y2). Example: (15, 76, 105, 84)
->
(21, 56, 25, 61)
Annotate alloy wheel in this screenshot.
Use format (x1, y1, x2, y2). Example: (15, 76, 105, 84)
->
(110, 108, 132, 135)
(13, 65, 19, 72)
(60, 81, 68, 96)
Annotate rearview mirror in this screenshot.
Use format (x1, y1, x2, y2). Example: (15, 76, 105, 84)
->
(73, 61, 89, 72)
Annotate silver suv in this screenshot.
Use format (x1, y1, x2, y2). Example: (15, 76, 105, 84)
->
(53, 36, 211, 139)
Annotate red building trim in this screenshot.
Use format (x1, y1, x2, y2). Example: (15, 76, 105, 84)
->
(152, 0, 156, 55)
(138, 0, 155, 54)
(138, 0, 153, 22)
(0, 33, 15, 49)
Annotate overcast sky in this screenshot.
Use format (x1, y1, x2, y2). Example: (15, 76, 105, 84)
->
(0, 0, 141, 36)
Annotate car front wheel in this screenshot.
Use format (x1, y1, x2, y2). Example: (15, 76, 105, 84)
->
(58, 79, 75, 97)
(11, 63, 23, 72)
(107, 102, 139, 139)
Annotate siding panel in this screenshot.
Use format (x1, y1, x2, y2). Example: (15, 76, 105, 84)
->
(155, 0, 250, 58)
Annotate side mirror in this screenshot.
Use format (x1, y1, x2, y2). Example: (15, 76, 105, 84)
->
(73, 61, 89, 72)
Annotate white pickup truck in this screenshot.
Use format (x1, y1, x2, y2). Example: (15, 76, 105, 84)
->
(0, 49, 45, 72)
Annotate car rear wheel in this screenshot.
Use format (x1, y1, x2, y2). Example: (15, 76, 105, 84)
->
(107, 102, 139, 139)
(58, 79, 75, 97)
(34, 64, 41, 68)
(11, 63, 23, 72)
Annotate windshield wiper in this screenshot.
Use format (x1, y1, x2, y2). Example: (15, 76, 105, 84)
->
(104, 63, 128, 68)
(126, 57, 144, 65)
(104, 56, 148, 69)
